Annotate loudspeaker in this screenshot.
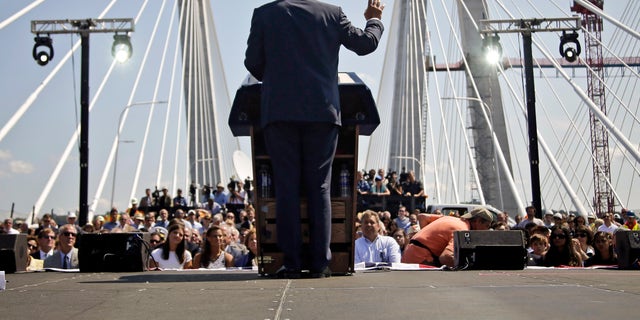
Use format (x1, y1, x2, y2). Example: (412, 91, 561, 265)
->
(79, 232, 151, 272)
(0, 234, 28, 273)
(454, 230, 527, 270)
(615, 230, 640, 269)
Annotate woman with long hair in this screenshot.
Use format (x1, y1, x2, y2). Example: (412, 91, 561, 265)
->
(543, 225, 582, 267)
(573, 225, 594, 261)
(149, 223, 193, 270)
(584, 231, 618, 267)
(192, 225, 234, 269)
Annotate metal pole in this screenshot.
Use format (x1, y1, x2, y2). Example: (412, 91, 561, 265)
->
(522, 31, 542, 218)
(79, 24, 90, 227)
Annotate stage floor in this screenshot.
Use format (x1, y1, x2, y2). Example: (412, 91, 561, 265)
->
(2, 268, 639, 319)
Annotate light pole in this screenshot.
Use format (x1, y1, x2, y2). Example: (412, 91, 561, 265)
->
(111, 101, 167, 209)
(480, 17, 580, 218)
(31, 18, 134, 226)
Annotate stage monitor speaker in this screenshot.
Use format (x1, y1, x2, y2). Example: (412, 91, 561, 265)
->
(79, 232, 150, 272)
(454, 230, 527, 270)
(0, 234, 28, 273)
(615, 230, 640, 269)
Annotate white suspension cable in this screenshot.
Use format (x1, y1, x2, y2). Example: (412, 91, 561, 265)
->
(154, 0, 178, 187)
(574, 0, 640, 41)
(0, 0, 46, 30)
(128, 0, 168, 202)
(170, 0, 188, 194)
(428, 0, 461, 203)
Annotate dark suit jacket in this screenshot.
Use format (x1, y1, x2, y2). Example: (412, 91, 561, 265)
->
(245, 0, 384, 128)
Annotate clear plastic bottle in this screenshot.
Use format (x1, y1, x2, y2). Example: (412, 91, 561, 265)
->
(339, 164, 350, 197)
(258, 164, 271, 198)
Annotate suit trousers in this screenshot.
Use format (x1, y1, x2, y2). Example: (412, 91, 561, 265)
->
(263, 122, 339, 271)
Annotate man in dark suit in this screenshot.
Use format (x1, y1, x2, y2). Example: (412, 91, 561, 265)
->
(245, 0, 385, 278)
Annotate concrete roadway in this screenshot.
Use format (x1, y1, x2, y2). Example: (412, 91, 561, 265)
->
(1, 269, 638, 319)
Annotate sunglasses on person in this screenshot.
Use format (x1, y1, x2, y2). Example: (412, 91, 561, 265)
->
(28, 244, 38, 250)
(575, 233, 588, 238)
(150, 239, 161, 244)
(39, 235, 55, 240)
(61, 231, 77, 237)
(551, 233, 566, 239)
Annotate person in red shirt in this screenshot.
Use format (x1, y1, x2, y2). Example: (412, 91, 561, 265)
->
(401, 207, 493, 267)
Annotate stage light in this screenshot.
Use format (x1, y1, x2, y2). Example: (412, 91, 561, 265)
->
(111, 34, 132, 63)
(32, 35, 54, 66)
(559, 31, 581, 63)
(482, 33, 502, 65)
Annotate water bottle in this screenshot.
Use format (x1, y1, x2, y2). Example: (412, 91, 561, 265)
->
(259, 164, 271, 198)
(339, 164, 350, 197)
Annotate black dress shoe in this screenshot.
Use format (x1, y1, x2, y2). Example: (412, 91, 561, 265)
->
(274, 266, 301, 279)
(309, 267, 331, 278)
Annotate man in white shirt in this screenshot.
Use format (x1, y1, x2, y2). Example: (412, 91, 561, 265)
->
(515, 206, 545, 229)
(3, 218, 20, 234)
(597, 212, 619, 234)
(355, 210, 401, 264)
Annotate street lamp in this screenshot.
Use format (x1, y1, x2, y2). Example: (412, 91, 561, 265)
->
(110, 100, 168, 208)
(31, 18, 134, 226)
(480, 16, 581, 218)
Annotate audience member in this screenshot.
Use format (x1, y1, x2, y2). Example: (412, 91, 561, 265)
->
(402, 207, 493, 268)
(185, 210, 204, 234)
(155, 209, 170, 228)
(3, 218, 20, 234)
(621, 211, 639, 230)
(573, 225, 594, 261)
(543, 210, 555, 228)
(527, 233, 549, 266)
(173, 188, 188, 207)
(32, 228, 56, 260)
(44, 224, 79, 269)
(92, 215, 105, 231)
(598, 212, 618, 234)
(386, 171, 403, 195)
(192, 225, 234, 269)
(150, 223, 192, 270)
(103, 208, 120, 230)
(370, 175, 390, 195)
(213, 183, 228, 208)
(242, 228, 258, 268)
(149, 231, 165, 249)
(584, 231, 617, 267)
(543, 225, 582, 267)
(391, 228, 408, 254)
(354, 210, 401, 264)
(27, 236, 38, 256)
(36, 213, 58, 234)
(139, 188, 155, 210)
(515, 206, 544, 229)
(394, 206, 410, 232)
(182, 227, 201, 258)
(157, 187, 172, 210)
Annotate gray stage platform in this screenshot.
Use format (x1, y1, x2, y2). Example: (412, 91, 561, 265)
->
(2, 269, 639, 319)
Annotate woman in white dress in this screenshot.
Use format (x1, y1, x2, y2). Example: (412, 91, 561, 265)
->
(192, 225, 234, 269)
(149, 222, 192, 270)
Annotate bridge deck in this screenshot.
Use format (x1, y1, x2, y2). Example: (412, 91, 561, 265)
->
(3, 269, 638, 319)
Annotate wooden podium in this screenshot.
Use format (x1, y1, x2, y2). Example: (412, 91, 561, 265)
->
(229, 72, 380, 275)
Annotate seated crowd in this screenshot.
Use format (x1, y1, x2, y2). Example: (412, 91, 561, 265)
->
(3, 170, 638, 271)
(353, 203, 638, 268)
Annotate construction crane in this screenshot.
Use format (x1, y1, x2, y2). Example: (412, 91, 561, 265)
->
(571, 0, 615, 216)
